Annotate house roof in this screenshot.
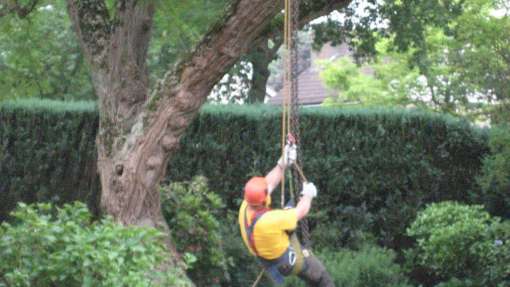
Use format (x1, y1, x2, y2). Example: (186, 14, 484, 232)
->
(268, 68, 335, 105)
(268, 43, 350, 106)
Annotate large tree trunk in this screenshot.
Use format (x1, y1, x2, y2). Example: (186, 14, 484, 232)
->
(66, 0, 281, 258)
(65, 0, 352, 281)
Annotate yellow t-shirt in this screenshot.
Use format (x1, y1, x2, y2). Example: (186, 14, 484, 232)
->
(238, 199, 298, 260)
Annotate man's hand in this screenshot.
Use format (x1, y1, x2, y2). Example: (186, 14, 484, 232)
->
(301, 182, 317, 199)
(278, 143, 297, 169)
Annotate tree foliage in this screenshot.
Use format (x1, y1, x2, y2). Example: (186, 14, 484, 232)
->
(448, 0, 510, 122)
(160, 177, 230, 287)
(148, 0, 226, 83)
(319, 50, 420, 108)
(317, 0, 510, 121)
(0, 0, 226, 101)
(0, 2, 93, 101)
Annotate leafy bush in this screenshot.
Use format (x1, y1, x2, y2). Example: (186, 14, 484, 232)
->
(160, 177, 278, 287)
(477, 124, 510, 218)
(406, 201, 509, 285)
(0, 202, 191, 287)
(406, 201, 494, 277)
(160, 176, 230, 286)
(484, 220, 510, 286)
(283, 245, 411, 287)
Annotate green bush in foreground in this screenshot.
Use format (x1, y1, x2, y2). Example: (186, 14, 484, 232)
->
(283, 245, 411, 287)
(407, 201, 509, 286)
(161, 176, 230, 286)
(0, 202, 191, 287)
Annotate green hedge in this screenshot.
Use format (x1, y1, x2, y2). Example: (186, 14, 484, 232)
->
(0, 100, 100, 221)
(0, 100, 490, 249)
(170, 105, 489, 249)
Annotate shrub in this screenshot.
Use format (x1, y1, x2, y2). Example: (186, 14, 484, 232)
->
(484, 220, 510, 286)
(0, 202, 191, 287)
(160, 176, 230, 286)
(406, 201, 509, 285)
(283, 245, 411, 287)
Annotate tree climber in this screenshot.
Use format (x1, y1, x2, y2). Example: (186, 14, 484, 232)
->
(238, 143, 335, 286)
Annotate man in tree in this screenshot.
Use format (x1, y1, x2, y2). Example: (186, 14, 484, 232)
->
(238, 143, 334, 286)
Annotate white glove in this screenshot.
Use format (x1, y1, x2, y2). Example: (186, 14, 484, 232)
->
(277, 144, 297, 169)
(301, 182, 317, 199)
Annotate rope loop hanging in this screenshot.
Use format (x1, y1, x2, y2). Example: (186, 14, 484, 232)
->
(281, 0, 311, 248)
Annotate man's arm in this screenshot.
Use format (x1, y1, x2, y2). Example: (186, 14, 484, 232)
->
(265, 164, 285, 195)
(295, 196, 312, 220)
(265, 143, 296, 195)
(295, 182, 317, 220)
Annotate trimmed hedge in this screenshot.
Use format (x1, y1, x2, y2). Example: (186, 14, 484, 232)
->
(0, 100, 100, 221)
(0, 100, 490, 249)
(170, 105, 489, 249)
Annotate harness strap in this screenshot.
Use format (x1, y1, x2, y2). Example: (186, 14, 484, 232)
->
(288, 232, 304, 275)
(244, 207, 269, 256)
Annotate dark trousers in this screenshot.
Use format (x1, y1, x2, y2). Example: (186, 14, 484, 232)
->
(297, 250, 335, 287)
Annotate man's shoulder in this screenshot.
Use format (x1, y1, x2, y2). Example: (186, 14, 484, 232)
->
(262, 208, 297, 221)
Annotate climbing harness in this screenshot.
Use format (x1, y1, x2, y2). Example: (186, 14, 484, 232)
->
(244, 207, 270, 256)
(244, 206, 305, 285)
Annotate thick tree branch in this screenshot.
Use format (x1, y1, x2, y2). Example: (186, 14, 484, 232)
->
(66, 0, 111, 69)
(140, 0, 355, 160)
(104, 2, 155, 122)
(299, 0, 350, 25)
(257, 0, 351, 41)
(67, 1, 155, 161)
(150, 0, 280, 115)
(119, 0, 283, 198)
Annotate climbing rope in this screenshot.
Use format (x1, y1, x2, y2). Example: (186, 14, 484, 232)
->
(280, 0, 299, 208)
(280, 0, 312, 248)
(252, 1, 309, 285)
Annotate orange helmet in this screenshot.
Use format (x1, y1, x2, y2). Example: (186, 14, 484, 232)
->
(244, 177, 268, 205)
